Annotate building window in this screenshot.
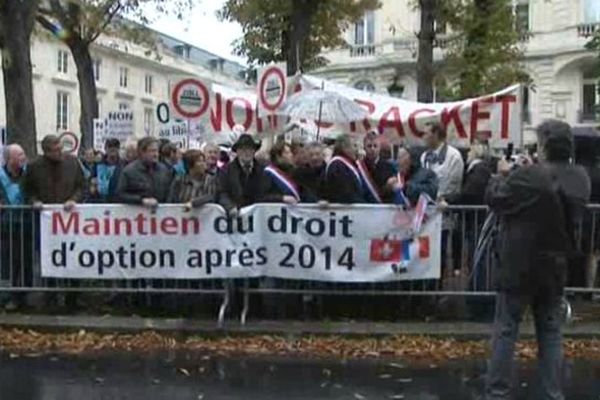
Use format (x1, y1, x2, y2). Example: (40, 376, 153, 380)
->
(144, 108, 154, 133)
(516, 1, 530, 32)
(57, 50, 68, 74)
(93, 59, 101, 82)
(56, 91, 69, 131)
(119, 67, 128, 88)
(119, 102, 130, 111)
(144, 74, 153, 95)
(354, 80, 376, 92)
(354, 10, 375, 45)
(584, 0, 600, 23)
(582, 83, 598, 122)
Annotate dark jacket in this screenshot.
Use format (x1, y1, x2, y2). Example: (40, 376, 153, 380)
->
(403, 166, 439, 205)
(295, 164, 325, 201)
(486, 163, 590, 296)
(168, 173, 217, 207)
(365, 158, 395, 201)
(324, 156, 366, 204)
(116, 160, 173, 204)
(460, 159, 492, 205)
(258, 163, 318, 203)
(218, 158, 265, 210)
(22, 156, 85, 204)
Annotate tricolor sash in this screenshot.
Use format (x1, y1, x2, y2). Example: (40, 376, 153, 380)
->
(326, 156, 362, 188)
(393, 173, 411, 207)
(356, 160, 382, 204)
(264, 165, 301, 201)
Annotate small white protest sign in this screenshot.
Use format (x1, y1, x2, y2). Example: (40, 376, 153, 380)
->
(158, 121, 189, 149)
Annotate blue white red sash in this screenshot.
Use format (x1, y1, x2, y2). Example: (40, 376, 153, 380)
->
(264, 165, 301, 201)
(393, 173, 411, 207)
(356, 160, 382, 203)
(326, 156, 362, 188)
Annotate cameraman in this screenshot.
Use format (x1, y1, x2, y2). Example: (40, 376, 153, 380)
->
(484, 120, 590, 400)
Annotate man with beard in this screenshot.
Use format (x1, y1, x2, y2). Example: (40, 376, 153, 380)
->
(218, 134, 265, 215)
(294, 142, 326, 201)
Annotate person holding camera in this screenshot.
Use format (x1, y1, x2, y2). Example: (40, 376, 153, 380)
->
(484, 120, 590, 400)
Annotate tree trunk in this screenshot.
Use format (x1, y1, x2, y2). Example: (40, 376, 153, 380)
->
(0, 1, 39, 156)
(287, 0, 318, 75)
(417, 0, 436, 103)
(69, 39, 98, 153)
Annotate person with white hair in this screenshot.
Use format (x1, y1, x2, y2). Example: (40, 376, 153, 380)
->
(0, 144, 27, 205)
(0, 143, 31, 311)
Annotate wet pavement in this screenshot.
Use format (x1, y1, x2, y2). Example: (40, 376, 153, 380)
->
(0, 351, 598, 399)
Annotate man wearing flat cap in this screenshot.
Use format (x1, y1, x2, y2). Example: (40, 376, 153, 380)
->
(217, 133, 265, 215)
(484, 120, 590, 400)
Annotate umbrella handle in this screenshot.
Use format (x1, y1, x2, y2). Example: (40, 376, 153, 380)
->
(316, 99, 323, 141)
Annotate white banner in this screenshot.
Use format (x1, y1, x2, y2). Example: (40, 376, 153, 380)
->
(166, 74, 521, 148)
(40, 204, 441, 282)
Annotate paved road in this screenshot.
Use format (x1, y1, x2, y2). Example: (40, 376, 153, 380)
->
(0, 352, 597, 399)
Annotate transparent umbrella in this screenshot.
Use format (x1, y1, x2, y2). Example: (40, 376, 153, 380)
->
(279, 90, 369, 138)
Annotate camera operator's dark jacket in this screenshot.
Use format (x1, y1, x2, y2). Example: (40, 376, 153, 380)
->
(485, 163, 590, 296)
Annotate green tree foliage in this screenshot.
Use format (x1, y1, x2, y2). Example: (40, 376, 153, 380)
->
(219, 0, 379, 74)
(437, 0, 529, 100)
(36, 0, 196, 151)
(0, 0, 40, 155)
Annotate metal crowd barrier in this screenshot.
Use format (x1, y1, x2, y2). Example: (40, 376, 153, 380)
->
(1, 204, 599, 325)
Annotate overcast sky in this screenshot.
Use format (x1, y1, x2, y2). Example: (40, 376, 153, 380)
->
(148, 0, 246, 65)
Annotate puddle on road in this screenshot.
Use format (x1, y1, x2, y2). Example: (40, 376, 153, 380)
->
(0, 352, 598, 399)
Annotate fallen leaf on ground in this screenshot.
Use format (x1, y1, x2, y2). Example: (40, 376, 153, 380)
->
(178, 368, 191, 376)
(354, 393, 366, 400)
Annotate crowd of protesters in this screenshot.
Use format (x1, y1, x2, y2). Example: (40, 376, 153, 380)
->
(0, 120, 581, 311)
(0, 123, 503, 214)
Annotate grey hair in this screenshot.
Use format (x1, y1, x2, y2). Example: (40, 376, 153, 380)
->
(2, 144, 21, 166)
(333, 134, 354, 156)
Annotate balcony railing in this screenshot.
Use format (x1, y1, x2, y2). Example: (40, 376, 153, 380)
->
(577, 23, 600, 38)
(578, 109, 598, 123)
(349, 44, 377, 58)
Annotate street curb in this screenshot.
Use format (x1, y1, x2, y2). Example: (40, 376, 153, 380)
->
(0, 314, 599, 340)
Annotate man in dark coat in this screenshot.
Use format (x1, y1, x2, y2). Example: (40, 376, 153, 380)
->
(218, 134, 264, 214)
(116, 137, 173, 208)
(460, 143, 493, 205)
(360, 131, 395, 202)
(294, 142, 326, 201)
(324, 134, 366, 204)
(484, 120, 590, 400)
(22, 135, 84, 209)
(386, 147, 438, 205)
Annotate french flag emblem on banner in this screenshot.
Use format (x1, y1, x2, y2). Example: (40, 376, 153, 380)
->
(370, 237, 430, 263)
